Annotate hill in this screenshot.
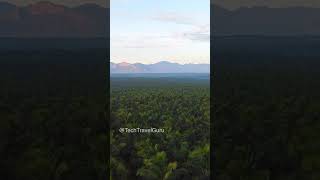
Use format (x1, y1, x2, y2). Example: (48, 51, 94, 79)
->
(110, 61, 210, 74)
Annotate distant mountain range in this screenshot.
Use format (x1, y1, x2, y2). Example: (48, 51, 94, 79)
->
(0, 1, 107, 37)
(212, 4, 320, 35)
(110, 61, 210, 74)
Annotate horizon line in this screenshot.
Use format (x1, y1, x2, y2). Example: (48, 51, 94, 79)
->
(110, 61, 210, 65)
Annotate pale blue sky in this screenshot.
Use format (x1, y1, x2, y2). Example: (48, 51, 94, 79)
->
(111, 0, 210, 64)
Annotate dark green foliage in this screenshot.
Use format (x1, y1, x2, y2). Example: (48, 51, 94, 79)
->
(110, 77, 210, 180)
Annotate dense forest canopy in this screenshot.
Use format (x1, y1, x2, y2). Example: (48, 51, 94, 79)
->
(110, 77, 210, 179)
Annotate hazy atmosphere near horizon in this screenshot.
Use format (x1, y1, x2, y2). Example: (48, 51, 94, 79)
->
(111, 0, 210, 65)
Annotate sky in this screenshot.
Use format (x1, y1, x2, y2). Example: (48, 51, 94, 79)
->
(111, 0, 210, 64)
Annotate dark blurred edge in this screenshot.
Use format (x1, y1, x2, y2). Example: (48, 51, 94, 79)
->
(0, 4, 109, 180)
(210, 2, 214, 179)
(211, 3, 320, 180)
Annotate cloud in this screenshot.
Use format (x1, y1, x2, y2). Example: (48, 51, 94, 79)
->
(112, 26, 209, 50)
(152, 12, 196, 25)
(174, 24, 210, 42)
(111, 11, 209, 50)
(111, 33, 184, 49)
(152, 12, 210, 42)
(183, 32, 210, 42)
